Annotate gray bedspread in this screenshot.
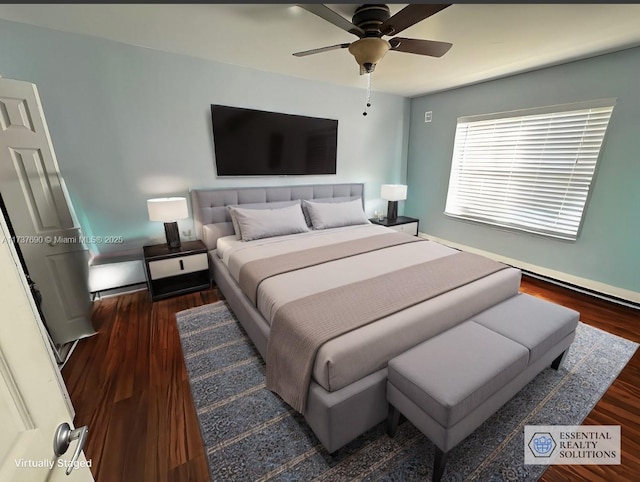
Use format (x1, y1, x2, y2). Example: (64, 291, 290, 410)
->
(220, 224, 521, 397)
(265, 251, 508, 413)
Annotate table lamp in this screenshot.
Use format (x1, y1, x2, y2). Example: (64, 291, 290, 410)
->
(147, 197, 188, 249)
(381, 184, 407, 221)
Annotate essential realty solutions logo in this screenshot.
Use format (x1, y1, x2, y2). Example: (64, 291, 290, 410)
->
(524, 425, 620, 465)
(528, 432, 557, 458)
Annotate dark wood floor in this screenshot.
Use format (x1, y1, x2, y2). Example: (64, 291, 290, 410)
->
(62, 277, 640, 482)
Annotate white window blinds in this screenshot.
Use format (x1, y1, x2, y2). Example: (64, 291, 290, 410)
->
(444, 99, 615, 240)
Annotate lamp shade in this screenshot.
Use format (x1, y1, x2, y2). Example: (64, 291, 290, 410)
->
(381, 184, 407, 201)
(147, 197, 188, 222)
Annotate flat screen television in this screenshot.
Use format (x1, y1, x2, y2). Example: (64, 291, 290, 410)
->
(211, 105, 338, 176)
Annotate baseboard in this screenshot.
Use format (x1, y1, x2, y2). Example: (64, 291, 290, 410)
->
(92, 283, 148, 300)
(420, 232, 640, 308)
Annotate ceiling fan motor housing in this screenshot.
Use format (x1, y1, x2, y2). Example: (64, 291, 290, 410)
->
(352, 4, 392, 37)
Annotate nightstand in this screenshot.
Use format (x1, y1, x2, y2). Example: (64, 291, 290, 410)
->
(369, 216, 420, 236)
(143, 240, 211, 301)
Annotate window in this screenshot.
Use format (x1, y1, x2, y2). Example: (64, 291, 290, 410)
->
(444, 99, 615, 240)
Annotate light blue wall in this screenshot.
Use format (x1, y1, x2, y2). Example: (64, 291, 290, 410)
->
(0, 19, 409, 253)
(406, 47, 640, 294)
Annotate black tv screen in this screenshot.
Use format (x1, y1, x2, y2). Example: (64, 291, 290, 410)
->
(211, 105, 338, 176)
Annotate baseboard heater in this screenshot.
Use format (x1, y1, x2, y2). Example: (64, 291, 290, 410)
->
(521, 270, 639, 311)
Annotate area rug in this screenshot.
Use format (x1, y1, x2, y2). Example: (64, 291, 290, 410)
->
(176, 301, 638, 481)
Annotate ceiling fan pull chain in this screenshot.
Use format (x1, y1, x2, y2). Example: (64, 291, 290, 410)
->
(363, 73, 372, 116)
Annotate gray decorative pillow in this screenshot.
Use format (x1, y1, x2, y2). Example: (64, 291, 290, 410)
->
(228, 200, 301, 239)
(300, 196, 358, 226)
(228, 203, 309, 241)
(303, 199, 370, 230)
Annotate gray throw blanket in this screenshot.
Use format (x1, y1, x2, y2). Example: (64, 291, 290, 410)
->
(239, 233, 423, 304)
(265, 251, 507, 413)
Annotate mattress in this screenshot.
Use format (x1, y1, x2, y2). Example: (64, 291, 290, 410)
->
(218, 224, 521, 392)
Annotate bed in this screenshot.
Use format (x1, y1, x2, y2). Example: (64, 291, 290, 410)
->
(191, 183, 522, 453)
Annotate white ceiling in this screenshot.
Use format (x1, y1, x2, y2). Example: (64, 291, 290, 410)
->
(2, 3, 640, 97)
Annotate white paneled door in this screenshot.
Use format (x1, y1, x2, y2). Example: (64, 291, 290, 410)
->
(0, 77, 95, 346)
(0, 212, 93, 481)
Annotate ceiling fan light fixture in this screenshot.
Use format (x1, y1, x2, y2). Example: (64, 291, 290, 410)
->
(348, 38, 391, 73)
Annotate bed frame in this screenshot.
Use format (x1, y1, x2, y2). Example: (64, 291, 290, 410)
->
(190, 183, 520, 453)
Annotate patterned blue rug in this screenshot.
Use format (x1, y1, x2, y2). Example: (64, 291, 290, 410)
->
(176, 301, 637, 481)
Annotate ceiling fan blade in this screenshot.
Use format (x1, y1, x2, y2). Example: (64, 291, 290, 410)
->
(381, 4, 451, 36)
(293, 43, 351, 57)
(389, 38, 452, 58)
(298, 4, 364, 38)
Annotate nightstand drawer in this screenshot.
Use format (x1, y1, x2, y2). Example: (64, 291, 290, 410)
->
(390, 222, 418, 236)
(148, 253, 208, 280)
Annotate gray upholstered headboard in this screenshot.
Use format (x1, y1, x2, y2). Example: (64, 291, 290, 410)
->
(191, 183, 365, 249)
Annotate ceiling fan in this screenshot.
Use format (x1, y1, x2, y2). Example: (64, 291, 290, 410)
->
(293, 4, 453, 75)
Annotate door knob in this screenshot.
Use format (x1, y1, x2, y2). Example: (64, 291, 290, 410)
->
(53, 422, 89, 475)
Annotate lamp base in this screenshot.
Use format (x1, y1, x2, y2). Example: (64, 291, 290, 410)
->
(387, 201, 398, 221)
(164, 222, 181, 249)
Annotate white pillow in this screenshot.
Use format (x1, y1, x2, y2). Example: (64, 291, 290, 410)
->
(228, 203, 309, 241)
(303, 199, 370, 230)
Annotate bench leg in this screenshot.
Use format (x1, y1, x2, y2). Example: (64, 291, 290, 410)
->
(433, 447, 449, 482)
(386, 403, 401, 437)
(551, 350, 567, 370)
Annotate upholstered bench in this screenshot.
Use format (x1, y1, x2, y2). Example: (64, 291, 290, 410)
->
(386, 293, 579, 481)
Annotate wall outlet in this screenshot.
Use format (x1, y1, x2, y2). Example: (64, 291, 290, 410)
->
(424, 111, 433, 123)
